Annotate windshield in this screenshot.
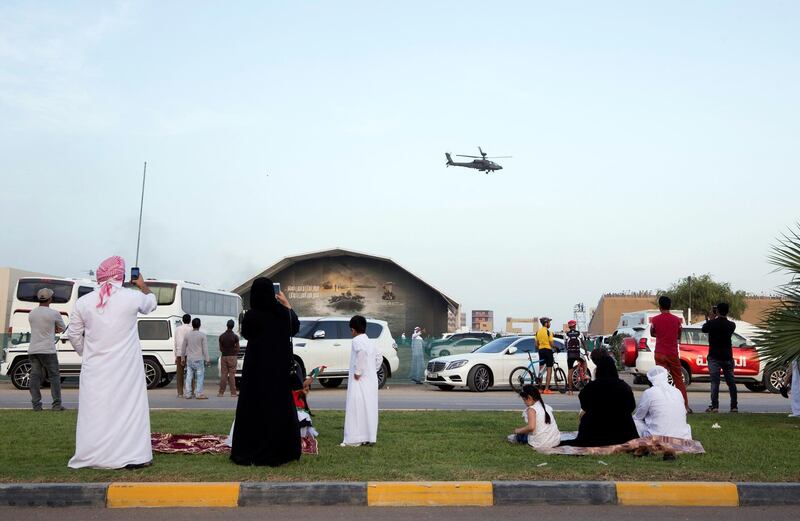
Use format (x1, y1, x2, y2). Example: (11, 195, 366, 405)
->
(473, 337, 517, 353)
(16, 280, 74, 304)
(296, 320, 318, 339)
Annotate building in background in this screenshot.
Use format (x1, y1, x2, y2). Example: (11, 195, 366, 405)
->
(505, 317, 538, 334)
(460, 312, 467, 330)
(588, 292, 782, 335)
(232, 248, 459, 338)
(472, 310, 494, 332)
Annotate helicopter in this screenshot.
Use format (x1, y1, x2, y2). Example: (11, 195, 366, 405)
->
(445, 147, 511, 174)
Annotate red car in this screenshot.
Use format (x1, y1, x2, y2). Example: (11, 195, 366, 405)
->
(623, 325, 785, 393)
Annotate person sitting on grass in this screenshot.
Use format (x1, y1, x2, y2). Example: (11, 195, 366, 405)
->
(559, 356, 639, 447)
(634, 366, 692, 439)
(508, 384, 561, 450)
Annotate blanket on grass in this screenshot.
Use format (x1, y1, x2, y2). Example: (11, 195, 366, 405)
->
(538, 434, 705, 456)
(151, 433, 319, 455)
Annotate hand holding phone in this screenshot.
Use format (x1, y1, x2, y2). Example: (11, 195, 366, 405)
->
(273, 282, 281, 295)
(131, 267, 140, 282)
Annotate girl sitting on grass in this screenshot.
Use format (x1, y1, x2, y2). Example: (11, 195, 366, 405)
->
(508, 384, 561, 450)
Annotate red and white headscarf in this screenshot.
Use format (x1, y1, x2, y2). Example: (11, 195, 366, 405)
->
(96, 256, 126, 309)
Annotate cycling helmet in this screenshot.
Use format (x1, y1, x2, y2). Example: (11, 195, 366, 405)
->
(568, 320, 577, 327)
(539, 317, 551, 326)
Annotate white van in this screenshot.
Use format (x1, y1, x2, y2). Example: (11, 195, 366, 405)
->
(1, 316, 178, 391)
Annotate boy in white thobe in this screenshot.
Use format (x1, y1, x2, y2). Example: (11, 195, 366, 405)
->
(341, 315, 382, 446)
(66, 256, 157, 469)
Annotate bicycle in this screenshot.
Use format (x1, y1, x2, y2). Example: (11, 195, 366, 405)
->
(509, 351, 567, 394)
(567, 349, 592, 392)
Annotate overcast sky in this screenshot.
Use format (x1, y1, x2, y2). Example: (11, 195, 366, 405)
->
(1, 1, 798, 328)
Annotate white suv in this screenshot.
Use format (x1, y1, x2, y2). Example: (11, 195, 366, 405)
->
(293, 317, 399, 389)
(218, 317, 400, 389)
(1, 317, 178, 391)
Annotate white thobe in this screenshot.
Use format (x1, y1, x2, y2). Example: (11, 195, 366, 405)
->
(791, 360, 800, 418)
(66, 285, 157, 469)
(633, 370, 692, 439)
(342, 334, 382, 445)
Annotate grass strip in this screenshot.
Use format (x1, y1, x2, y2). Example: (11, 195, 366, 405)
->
(1, 410, 798, 483)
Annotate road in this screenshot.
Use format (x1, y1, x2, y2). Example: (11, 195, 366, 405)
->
(0, 506, 796, 520)
(0, 378, 792, 413)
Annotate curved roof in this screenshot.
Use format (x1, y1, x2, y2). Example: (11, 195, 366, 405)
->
(231, 247, 460, 312)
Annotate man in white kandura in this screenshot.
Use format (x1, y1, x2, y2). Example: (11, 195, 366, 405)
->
(633, 365, 692, 439)
(66, 256, 157, 469)
(341, 315, 382, 447)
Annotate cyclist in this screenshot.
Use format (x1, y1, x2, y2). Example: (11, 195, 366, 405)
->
(535, 317, 555, 394)
(565, 320, 587, 395)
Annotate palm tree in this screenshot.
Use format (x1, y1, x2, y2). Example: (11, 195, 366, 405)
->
(755, 225, 800, 366)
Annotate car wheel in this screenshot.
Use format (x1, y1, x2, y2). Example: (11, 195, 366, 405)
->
(377, 361, 389, 389)
(467, 365, 491, 392)
(320, 378, 343, 389)
(143, 358, 163, 390)
(764, 364, 789, 394)
(439, 350, 450, 357)
(681, 366, 691, 387)
(435, 385, 454, 391)
(744, 382, 766, 393)
(156, 373, 174, 388)
(10, 359, 32, 390)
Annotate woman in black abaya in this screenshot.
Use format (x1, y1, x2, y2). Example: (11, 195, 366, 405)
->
(560, 356, 639, 447)
(231, 277, 301, 466)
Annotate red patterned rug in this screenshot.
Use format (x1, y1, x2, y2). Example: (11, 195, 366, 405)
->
(538, 435, 705, 456)
(151, 433, 319, 455)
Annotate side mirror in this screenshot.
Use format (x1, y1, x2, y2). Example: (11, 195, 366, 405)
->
(61, 337, 68, 344)
(313, 330, 326, 339)
(507, 346, 518, 355)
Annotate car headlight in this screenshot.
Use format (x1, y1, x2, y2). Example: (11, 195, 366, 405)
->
(446, 360, 468, 370)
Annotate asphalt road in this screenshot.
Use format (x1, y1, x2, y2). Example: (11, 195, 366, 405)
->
(0, 378, 793, 413)
(0, 506, 796, 520)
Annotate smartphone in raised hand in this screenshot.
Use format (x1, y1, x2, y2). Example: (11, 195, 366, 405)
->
(131, 267, 140, 282)
(273, 282, 281, 295)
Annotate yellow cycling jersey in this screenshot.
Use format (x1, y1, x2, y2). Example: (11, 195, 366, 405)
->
(536, 327, 553, 350)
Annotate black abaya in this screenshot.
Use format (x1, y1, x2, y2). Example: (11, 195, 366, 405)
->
(561, 357, 639, 447)
(231, 278, 301, 466)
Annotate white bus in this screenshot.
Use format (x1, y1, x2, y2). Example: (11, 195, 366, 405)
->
(1, 279, 242, 391)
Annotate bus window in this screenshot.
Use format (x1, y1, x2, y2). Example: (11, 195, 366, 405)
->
(16, 280, 74, 304)
(124, 282, 176, 305)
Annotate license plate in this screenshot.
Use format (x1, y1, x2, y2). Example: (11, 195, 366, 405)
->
(427, 372, 438, 378)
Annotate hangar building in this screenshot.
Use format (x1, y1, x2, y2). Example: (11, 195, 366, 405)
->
(232, 248, 460, 338)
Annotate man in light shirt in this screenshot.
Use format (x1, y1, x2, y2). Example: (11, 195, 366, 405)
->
(182, 318, 210, 399)
(28, 288, 67, 411)
(173, 314, 192, 398)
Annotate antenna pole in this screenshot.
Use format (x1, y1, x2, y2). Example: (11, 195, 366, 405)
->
(135, 161, 147, 266)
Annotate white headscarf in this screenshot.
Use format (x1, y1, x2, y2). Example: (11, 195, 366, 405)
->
(647, 365, 670, 388)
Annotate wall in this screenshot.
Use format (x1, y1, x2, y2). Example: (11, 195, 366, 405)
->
(588, 294, 784, 334)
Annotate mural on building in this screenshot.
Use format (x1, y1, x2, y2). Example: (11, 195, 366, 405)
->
(281, 258, 408, 334)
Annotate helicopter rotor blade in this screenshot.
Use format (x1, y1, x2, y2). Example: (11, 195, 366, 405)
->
(456, 155, 482, 158)
(484, 156, 512, 159)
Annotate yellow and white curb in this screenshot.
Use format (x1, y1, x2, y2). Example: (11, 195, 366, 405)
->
(0, 481, 798, 508)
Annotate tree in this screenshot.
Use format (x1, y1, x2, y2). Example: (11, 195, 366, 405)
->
(659, 274, 747, 320)
(754, 225, 800, 365)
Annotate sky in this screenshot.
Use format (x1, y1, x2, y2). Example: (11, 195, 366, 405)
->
(1, 1, 799, 328)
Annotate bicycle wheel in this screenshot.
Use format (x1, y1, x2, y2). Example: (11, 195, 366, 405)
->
(571, 366, 591, 390)
(509, 367, 535, 393)
(553, 368, 567, 394)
